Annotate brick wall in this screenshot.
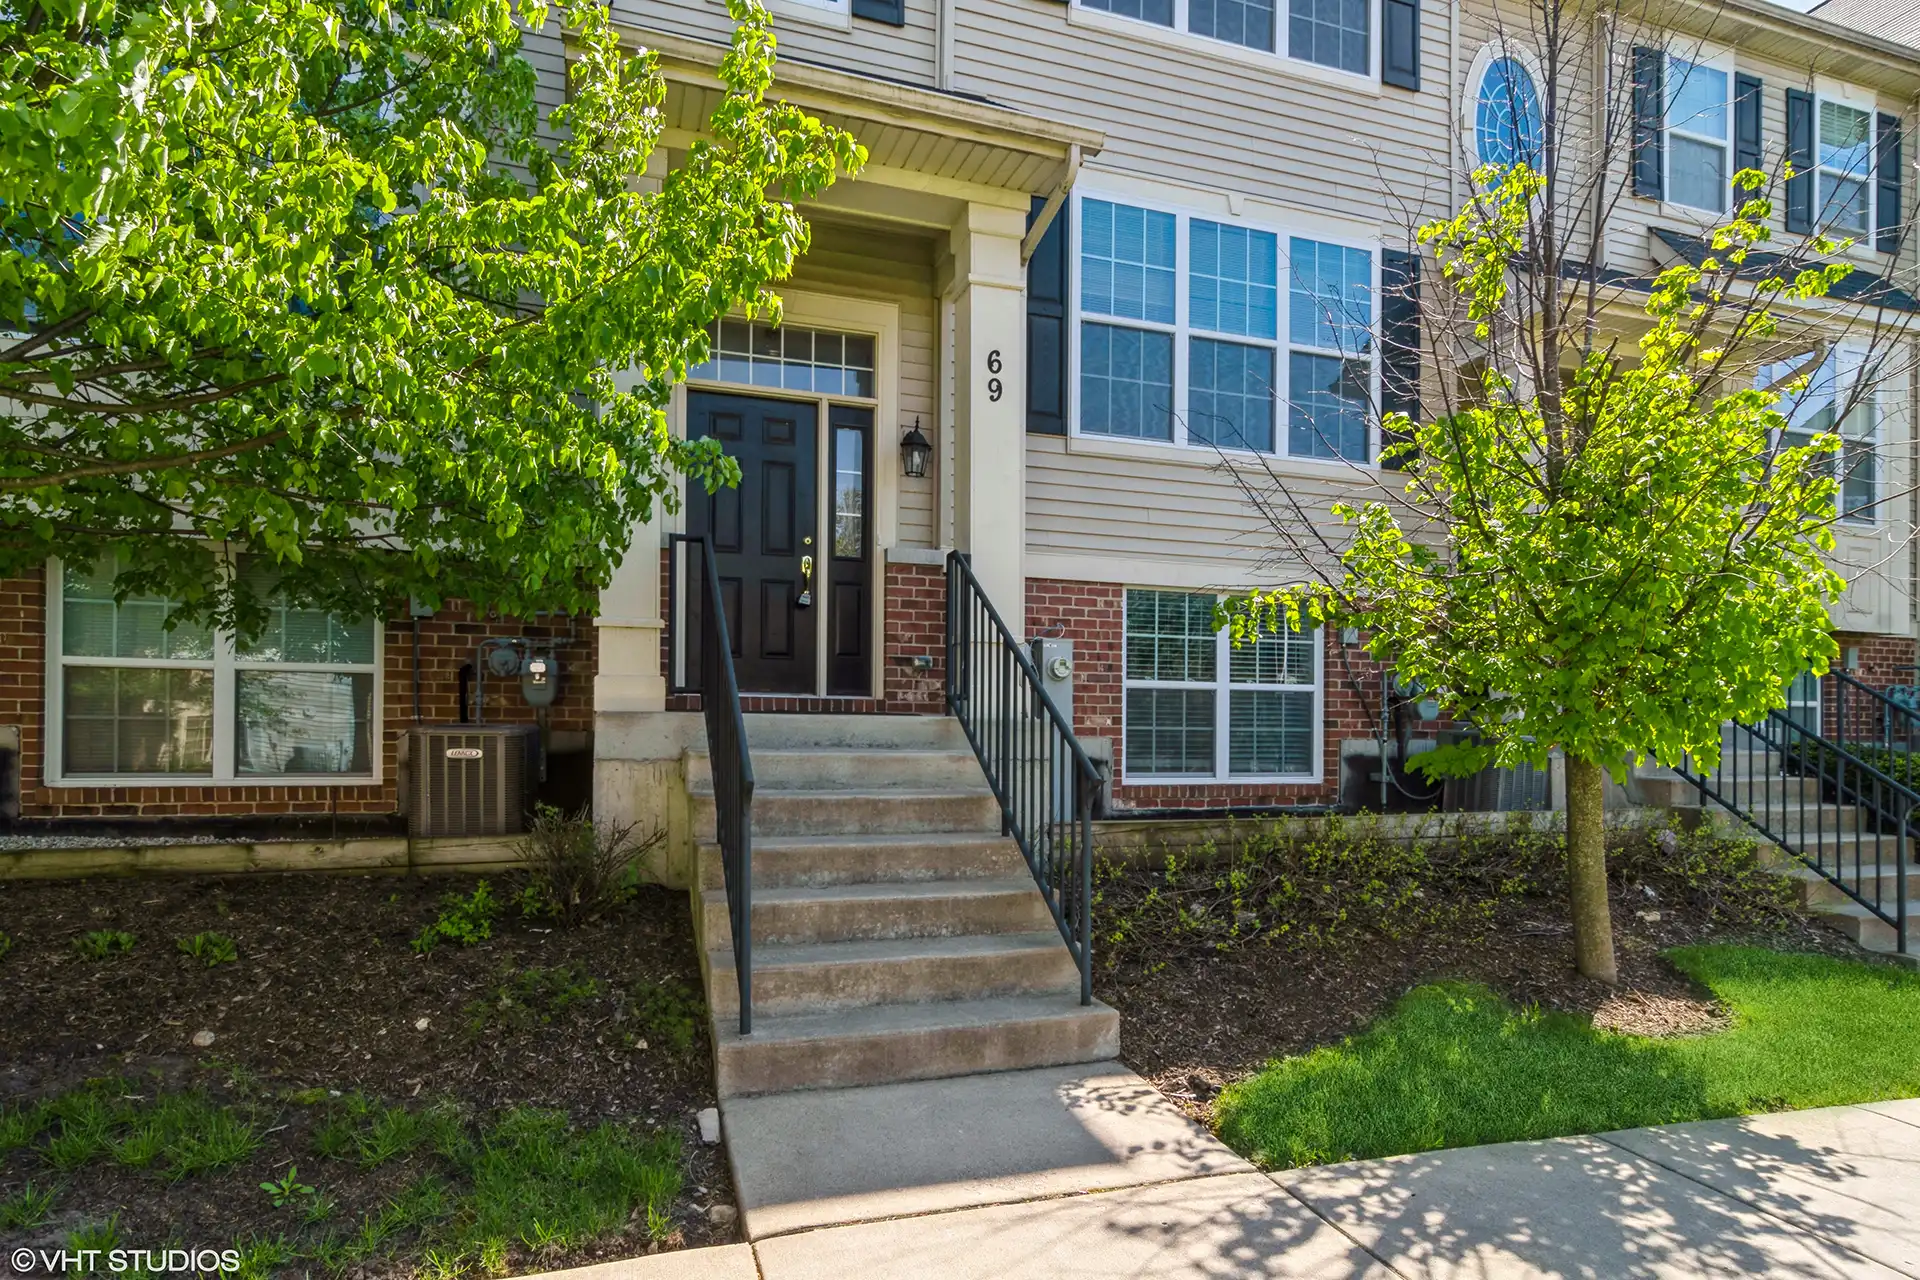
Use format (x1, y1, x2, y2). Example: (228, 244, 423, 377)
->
(883, 563, 946, 712)
(1835, 632, 1918, 690)
(2, 567, 596, 826)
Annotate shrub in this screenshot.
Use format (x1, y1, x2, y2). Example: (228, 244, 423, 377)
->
(466, 965, 603, 1034)
(73, 930, 135, 960)
(1094, 813, 1795, 971)
(628, 979, 703, 1056)
(413, 882, 499, 954)
(177, 932, 239, 967)
(514, 806, 666, 925)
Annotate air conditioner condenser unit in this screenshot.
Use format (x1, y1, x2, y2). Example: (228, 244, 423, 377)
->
(407, 724, 540, 838)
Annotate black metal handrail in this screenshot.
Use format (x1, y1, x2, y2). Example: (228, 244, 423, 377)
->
(945, 551, 1100, 1003)
(1827, 669, 1920, 769)
(670, 533, 756, 1033)
(1676, 713, 1908, 956)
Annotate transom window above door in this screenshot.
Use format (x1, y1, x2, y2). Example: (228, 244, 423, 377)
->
(1075, 194, 1377, 463)
(690, 320, 876, 398)
(1078, 0, 1370, 75)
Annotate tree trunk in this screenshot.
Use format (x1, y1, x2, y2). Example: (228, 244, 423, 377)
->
(1564, 755, 1618, 984)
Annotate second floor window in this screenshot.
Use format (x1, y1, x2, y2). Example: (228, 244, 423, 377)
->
(1075, 195, 1377, 463)
(1818, 100, 1874, 236)
(1666, 55, 1731, 214)
(1473, 55, 1545, 170)
(1081, 0, 1368, 73)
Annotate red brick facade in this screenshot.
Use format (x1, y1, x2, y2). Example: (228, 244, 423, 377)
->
(2, 567, 595, 826)
(1834, 632, 1919, 690)
(883, 563, 947, 713)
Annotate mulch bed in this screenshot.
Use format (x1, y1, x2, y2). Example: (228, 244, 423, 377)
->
(1099, 865, 1869, 1126)
(0, 872, 729, 1271)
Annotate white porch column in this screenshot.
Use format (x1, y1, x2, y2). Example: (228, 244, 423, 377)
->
(593, 509, 667, 714)
(950, 201, 1029, 634)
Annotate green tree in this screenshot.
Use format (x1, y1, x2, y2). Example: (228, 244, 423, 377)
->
(1228, 160, 1876, 982)
(1, 0, 862, 632)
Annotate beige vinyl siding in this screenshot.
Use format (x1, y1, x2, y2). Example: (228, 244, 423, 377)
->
(786, 220, 942, 549)
(1025, 436, 1364, 587)
(614, 0, 939, 88)
(950, 0, 1452, 237)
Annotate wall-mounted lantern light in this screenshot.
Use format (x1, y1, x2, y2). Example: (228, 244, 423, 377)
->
(900, 417, 932, 479)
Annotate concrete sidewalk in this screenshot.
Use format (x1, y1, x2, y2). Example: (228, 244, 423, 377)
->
(543, 1079, 1920, 1279)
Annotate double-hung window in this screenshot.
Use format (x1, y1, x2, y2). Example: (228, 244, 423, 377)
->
(1076, 195, 1377, 464)
(1079, 0, 1368, 74)
(1762, 347, 1878, 524)
(51, 555, 379, 783)
(1816, 99, 1874, 236)
(1665, 55, 1732, 213)
(1123, 589, 1321, 782)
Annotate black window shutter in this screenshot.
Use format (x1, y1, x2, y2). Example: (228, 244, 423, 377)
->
(1026, 195, 1069, 437)
(1631, 48, 1665, 199)
(1785, 88, 1815, 233)
(1733, 74, 1763, 200)
(1877, 112, 1903, 255)
(1379, 248, 1421, 469)
(852, 0, 905, 25)
(1381, 0, 1420, 91)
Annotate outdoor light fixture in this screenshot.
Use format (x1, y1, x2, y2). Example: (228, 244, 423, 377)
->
(900, 418, 932, 479)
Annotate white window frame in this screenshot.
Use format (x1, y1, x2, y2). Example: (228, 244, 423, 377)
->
(1812, 85, 1878, 241)
(1120, 589, 1325, 785)
(1462, 44, 1548, 172)
(1662, 50, 1735, 216)
(1068, 185, 1382, 469)
(1760, 344, 1878, 527)
(44, 556, 383, 787)
(1067, 0, 1380, 88)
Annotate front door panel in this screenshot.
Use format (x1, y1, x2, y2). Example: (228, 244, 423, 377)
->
(688, 391, 819, 694)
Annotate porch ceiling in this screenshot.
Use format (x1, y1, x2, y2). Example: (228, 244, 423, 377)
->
(603, 25, 1105, 220)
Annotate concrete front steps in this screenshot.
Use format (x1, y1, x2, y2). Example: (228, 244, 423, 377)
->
(1673, 777, 1917, 965)
(688, 713, 1119, 1098)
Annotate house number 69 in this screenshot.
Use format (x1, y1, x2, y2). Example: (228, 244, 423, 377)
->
(986, 349, 1003, 402)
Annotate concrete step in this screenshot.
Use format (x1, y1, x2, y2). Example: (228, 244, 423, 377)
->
(1806, 898, 1917, 963)
(697, 831, 1026, 890)
(741, 713, 968, 751)
(686, 747, 983, 792)
(1780, 862, 1916, 909)
(706, 931, 1080, 1018)
(711, 993, 1120, 1097)
(699, 878, 1055, 947)
(690, 786, 1001, 840)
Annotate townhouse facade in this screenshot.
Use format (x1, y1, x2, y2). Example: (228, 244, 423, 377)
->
(3, 0, 1917, 846)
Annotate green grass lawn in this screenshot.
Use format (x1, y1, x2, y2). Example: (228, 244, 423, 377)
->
(1215, 945, 1920, 1169)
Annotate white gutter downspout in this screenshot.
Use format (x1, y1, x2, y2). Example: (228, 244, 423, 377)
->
(1020, 143, 1081, 266)
(936, 0, 956, 91)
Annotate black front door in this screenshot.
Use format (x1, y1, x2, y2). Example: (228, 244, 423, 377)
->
(687, 391, 819, 694)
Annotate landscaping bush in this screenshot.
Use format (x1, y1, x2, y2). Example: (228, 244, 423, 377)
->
(1094, 815, 1795, 970)
(514, 805, 666, 925)
(412, 882, 499, 954)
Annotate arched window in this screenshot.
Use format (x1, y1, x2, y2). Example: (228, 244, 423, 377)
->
(1475, 56, 1545, 170)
